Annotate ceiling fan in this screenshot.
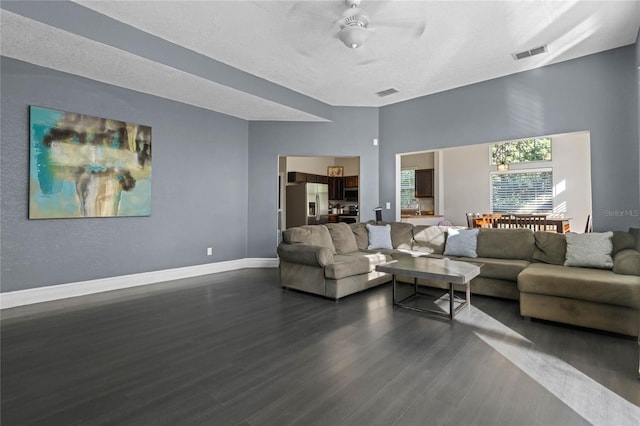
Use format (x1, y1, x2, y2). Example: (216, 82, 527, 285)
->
(334, 0, 427, 49)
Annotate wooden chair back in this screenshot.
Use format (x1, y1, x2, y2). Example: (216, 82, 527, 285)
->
(478, 213, 502, 228)
(513, 214, 548, 231)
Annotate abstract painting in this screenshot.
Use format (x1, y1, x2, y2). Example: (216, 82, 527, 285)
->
(29, 106, 152, 219)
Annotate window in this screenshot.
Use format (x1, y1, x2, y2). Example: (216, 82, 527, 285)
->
(400, 169, 416, 208)
(491, 169, 553, 213)
(491, 137, 552, 165)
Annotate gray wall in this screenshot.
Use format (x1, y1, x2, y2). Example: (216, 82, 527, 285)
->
(1, 58, 249, 292)
(379, 46, 639, 231)
(247, 108, 379, 258)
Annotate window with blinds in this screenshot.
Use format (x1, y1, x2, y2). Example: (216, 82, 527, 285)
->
(400, 169, 416, 208)
(491, 170, 553, 213)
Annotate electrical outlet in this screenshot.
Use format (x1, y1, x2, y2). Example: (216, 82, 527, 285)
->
(207, 247, 213, 256)
(385, 202, 391, 209)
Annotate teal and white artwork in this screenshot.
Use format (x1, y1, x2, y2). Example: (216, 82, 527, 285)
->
(29, 106, 152, 219)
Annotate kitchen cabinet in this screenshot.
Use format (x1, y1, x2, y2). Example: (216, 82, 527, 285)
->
(415, 169, 434, 198)
(344, 176, 359, 188)
(288, 172, 307, 183)
(288, 172, 328, 184)
(328, 177, 344, 200)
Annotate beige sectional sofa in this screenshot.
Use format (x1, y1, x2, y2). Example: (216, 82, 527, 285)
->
(278, 222, 640, 342)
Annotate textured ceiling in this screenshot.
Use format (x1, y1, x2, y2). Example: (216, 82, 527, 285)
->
(2, 1, 639, 121)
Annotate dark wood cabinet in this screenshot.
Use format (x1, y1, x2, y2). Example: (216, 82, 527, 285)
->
(344, 176, 359, 188)
(328, 177, 344, 200)
(288, 171, 329, 184)
(287, 172, 306, 183)
(415, 169, 434, 198)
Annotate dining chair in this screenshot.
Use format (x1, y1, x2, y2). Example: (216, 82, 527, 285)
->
(479, 213, 502, 228)
(513, 214, 548, 231)
(466, 213, 477, 228)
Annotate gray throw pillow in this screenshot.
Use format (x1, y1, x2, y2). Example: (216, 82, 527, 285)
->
(443, 228, 479, 258)
(564, 231, 613, 269)
(366, 224, 393, 250)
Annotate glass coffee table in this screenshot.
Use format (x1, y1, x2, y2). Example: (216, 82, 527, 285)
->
(376, 257, 482, 320)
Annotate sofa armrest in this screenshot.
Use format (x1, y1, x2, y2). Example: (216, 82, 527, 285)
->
(613, 249, 640, 277)
(277, 243, 334, 267)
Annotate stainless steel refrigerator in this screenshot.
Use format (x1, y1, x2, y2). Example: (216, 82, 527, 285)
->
(286, 183, 329, 228)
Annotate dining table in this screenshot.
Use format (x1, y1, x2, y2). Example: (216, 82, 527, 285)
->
(473, 215, 571, 233)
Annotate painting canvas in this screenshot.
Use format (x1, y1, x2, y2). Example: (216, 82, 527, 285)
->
(29, 106, 152, 219)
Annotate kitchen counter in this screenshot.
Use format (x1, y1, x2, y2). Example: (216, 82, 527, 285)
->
(329, 214, 359, 224)
(400, 214, 444, 226)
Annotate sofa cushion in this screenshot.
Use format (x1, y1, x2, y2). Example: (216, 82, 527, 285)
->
(518, 263, 640, 308)
(444, 228, 478, 258)
(456, 257, 529, 281)
(326, 223, 358, 254)
(412, 225, 447, 254)
(282, 225, 336, 254)
(532, 231, 566, 265)
(613, 249, 640, 277)
(629, 228, 640, 250)
(325, 252, 391, 280)
(277, 243, 334, 267)
(476, 228, 535, 260)
(366, 221, 415, 249)
(612, 231, 636, 254)
(564, 232, 613, 269)
(389, 222, 414, 249)
(361, 248, 424, 260)
(349, 223, 370, 251)
(366, 224, 393, 249)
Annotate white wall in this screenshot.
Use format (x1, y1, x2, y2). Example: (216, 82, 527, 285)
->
(401, 152, 434, 169)
(286, 156, 359, 177)
(442, 143, 492, 225)
(286, 156, 335, 176)
(441, 131, 591, 232)
(334, 157, 360, 176)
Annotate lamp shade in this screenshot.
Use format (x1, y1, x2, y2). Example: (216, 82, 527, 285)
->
(338, 25, 370, 49)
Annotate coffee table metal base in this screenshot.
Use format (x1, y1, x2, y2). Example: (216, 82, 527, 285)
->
(392, 276, 470, 320)
(376, 258, 480, 321)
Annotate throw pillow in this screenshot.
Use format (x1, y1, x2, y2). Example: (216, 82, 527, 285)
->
(366, 224, 393, 250)
(627, 227, 640, 251)
(532, 231, 567, 265)
(326, 223, 359, 254)
(443, 228, 479, 258)
(564, 231, 614, 269)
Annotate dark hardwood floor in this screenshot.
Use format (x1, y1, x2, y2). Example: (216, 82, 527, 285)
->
(2, 268, 639, 425)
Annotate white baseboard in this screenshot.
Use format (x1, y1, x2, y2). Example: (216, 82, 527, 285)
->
(0, 258, 279, 310)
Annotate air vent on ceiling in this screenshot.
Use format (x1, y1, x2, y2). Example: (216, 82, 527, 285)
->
(376, 88, 399, 97)
(512, 44, 547, 60)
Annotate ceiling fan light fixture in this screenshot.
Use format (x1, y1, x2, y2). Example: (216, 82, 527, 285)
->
(338, 25, 370, 49)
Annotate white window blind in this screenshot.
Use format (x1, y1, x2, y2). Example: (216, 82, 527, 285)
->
(400, 169, 416, 208)
(491, 170, 553, 213)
